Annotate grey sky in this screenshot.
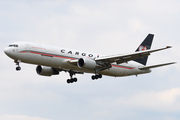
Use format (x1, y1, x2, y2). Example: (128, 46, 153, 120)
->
(0, 0, 180, 120)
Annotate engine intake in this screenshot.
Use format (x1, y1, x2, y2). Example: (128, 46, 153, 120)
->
(36, 65, 59, 76)
(77, 58, 97, 70)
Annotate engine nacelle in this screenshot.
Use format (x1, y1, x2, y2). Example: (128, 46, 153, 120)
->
(77, 58, 97, 70)
(36, 65, 59, 76)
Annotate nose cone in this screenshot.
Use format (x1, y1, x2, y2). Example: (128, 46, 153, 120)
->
(4, 47, 16, 59)
(4, 47, 10, 55)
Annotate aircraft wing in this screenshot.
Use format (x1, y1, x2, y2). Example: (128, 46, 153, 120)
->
(95, 46, 172, 65)
(138, 62, 176, 70)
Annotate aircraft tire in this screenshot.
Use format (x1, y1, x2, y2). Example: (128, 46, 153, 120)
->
(92, 74, 103, 80)
(67, 79, 71, 84)
(16, 67, 21, 71)
(67, 78, 78, 84)
(98, 74, 102, 78)
(91, 75, 95, 80)
(74, 78, 77, 82)
(70, 79, 73, 83)
(95, 75, 98, 79)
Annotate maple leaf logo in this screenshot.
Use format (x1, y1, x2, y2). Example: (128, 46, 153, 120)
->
(138, 45, 147, 51)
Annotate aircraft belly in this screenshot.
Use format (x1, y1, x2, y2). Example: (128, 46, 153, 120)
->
(19, 53, 37, 63)
(19, 54, 41, 65)
(99, 66, 138, 77)
(98, 67, 122, 77)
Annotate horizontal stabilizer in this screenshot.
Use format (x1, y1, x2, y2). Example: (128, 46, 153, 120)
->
(139, 62, 176, 70)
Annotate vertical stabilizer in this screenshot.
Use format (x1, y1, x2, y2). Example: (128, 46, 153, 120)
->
(134, 34, 154, 66)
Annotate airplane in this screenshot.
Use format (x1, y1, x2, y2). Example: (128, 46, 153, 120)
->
(4, 34, 176, 84)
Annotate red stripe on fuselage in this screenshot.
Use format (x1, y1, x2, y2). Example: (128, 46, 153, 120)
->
(111, 65, 135, 69)
(20, 51, 76, 60)
(20, 51, 27, 53)
(41, 53, 53, 57)
(30, 51, 41, 55)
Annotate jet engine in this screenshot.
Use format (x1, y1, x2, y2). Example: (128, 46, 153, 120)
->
(36, 65, 59, 76)
(77, 58, 97, 70)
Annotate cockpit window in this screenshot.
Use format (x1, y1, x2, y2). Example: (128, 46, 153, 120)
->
(8, 44, 18, 47)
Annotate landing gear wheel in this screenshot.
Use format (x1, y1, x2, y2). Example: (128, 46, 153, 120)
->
(91, 74, 102, 80)
(67, 79, 71, 84)
(67, 78, 78, 84)
(91, 75, 95, 80)
(98, 74, 102, 78)
(70, 79, 74, 83)
(74, 78, 77, 82)
(16, 66, 21, 71)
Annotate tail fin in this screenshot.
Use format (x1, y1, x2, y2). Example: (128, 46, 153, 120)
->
(134, 34, 154, 66)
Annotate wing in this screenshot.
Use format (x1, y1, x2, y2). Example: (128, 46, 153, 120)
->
(95, 46, 172, 65)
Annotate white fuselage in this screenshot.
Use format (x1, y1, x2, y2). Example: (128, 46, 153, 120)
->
(4, 42, 151, 77)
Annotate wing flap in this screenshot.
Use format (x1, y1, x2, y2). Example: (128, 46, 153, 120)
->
(139, 62, 176, 70)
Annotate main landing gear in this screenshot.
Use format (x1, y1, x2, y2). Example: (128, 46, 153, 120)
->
(67, 71, 78, 84)
(15, 60, 21, 71)
(91, 74, 102, 80)
(67, 78, 77, 84)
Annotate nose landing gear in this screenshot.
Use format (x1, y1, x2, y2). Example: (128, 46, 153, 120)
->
(15, 60, 21, 71)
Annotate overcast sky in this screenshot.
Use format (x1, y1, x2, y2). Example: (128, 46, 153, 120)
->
(0, 0, 180, 120)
